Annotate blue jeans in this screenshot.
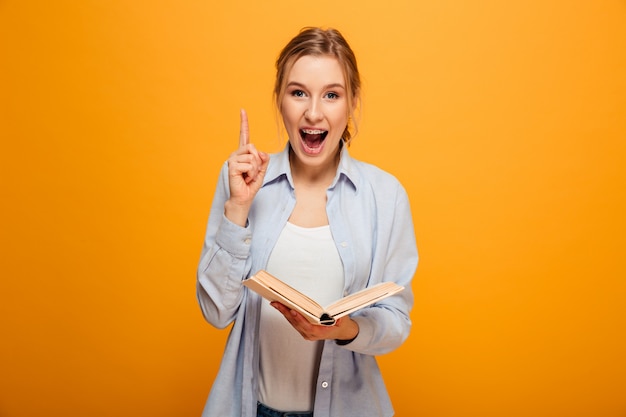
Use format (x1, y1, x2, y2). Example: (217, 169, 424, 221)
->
(257, 402, 313, 417)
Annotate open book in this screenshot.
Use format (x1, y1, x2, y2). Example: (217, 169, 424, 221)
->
(243, 270, 404, 326)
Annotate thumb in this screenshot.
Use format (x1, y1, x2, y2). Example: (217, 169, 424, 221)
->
(251, 151, 270, 186)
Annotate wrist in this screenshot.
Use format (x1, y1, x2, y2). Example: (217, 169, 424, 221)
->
(224, 199, 250, 227)
(336, 318, 359, 345)
(336, 333, 358, 345)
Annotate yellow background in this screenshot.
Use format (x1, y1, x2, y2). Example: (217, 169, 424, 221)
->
(1, 1, 625, 416)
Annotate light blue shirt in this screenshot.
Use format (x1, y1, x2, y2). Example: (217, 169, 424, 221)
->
(197, 144, 418, 417)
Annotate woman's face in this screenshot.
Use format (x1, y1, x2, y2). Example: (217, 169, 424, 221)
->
(281, 55, 350, 172)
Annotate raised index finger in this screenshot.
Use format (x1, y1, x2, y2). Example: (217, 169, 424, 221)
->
(239, 108, 249, 148)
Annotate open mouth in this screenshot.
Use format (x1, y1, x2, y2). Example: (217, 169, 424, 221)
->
(299, 129, 328, 152)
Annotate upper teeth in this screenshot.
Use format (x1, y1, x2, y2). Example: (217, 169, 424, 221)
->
(302, 129, 325, 134)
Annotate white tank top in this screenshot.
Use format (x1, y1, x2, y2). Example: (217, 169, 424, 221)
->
(258, 222, 345, 412)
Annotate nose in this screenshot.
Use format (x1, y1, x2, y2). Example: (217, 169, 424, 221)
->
(304, 98, 323, 122)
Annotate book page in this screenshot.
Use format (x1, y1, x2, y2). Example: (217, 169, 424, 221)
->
(245, 271, 325, 320)
(326, 282, 404, 319)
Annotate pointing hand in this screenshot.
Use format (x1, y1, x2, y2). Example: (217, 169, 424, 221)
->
(225, 109, 269, 226)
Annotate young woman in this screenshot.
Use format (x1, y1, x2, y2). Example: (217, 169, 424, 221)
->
(197, 27, 418, 417)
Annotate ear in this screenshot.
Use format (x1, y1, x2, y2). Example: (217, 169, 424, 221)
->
(351, 89, 361, 112)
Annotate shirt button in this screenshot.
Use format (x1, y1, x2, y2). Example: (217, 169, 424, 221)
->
(244, 238, 251, 245)
(321, 381, 329, 389)
(341, 242, 348, 247)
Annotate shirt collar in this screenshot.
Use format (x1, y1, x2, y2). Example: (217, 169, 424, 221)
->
(262, 142, 359, 192)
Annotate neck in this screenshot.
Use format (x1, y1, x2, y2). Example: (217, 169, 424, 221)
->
(289, 147, 340, 188)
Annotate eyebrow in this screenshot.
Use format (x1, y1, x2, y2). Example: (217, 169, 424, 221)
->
(286, 81, 346, 90)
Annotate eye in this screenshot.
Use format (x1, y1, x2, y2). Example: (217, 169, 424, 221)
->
(290, 89, 306, 98)
(325, 92, 339, 100)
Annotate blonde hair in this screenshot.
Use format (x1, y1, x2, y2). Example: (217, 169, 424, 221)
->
(274, 27, 361, 145)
